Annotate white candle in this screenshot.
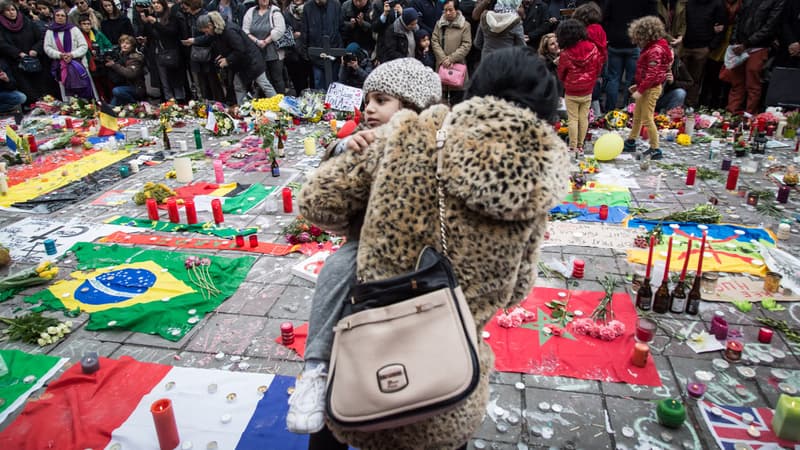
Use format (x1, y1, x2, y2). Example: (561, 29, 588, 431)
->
(0, 161, 6, 173)
(0, 173, 7, 195)
(140, 126, 150, 139)
(129, 160, 139, 174)
(777, 120, 787, 138)
(174, 157, 193, 183)
(178, 141, 188, 152)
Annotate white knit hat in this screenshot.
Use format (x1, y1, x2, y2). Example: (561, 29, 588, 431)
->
(363, 58, 442, 110)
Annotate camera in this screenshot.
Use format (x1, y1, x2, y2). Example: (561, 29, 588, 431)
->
(100, 46, 121, 62)
(343, 53, 358, 64)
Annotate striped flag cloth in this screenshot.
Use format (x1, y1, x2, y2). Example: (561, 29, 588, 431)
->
(698, 400, 797, 449)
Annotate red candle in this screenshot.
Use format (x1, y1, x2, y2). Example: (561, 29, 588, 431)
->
(767, 125, 775, 137)
(211, 199, 224, 225)
(758, 327, 774, 343)
(249, 235, 258, 247)
(146, 198, 159, 221)
(184, 199, 198, 224)
(679, 239, 693, 282)
(631, 342, 650, 367)
(663, 236, 673, 280)
(645, 235, 656, 279)
(150, 398, 180, 450)
(599, 204, 609, 220)
(726, 166, 740, 190)
(572, 259, 585, 279)
(65, 117, 73, 129)
(722, 121, 730, 132)
(777, 185, 790, 204)
(724, 340, 743, 362)
(686, 167, 696, 186)
(280, 322, 295, 345)
(166, 198, 180, 223)
(636, 318, 656, 343)
(26, 135, 37, 153)
(235, 235, 245, 247)
(282, 187, 293, 213)
(696, 231, 707, 277)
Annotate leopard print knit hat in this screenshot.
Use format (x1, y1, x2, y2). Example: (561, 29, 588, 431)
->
(363, 58, 442, 110)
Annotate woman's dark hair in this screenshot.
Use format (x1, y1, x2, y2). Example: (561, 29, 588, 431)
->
(465, 46, 558, 119)
(555, 18, 587, 50)
(101, 0, 121, 18)
(572, 1, 601, 25)
(0, 0, 16, 12)
(154, 0, 170, 21)
(77, 12, 91, 23)
(443, 0, 459, 10)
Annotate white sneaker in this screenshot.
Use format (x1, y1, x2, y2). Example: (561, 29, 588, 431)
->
(286, 364, 327, 434)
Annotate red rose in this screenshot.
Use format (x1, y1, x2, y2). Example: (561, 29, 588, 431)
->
(324, 103, 331, 110)
(309, 225, 322, 237)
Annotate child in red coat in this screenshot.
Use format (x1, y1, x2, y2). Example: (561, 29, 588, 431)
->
(624, 16, 673, 160)
(556, 18, 603, 154)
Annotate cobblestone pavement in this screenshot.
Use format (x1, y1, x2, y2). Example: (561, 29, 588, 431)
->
(1, 123, 800, 450)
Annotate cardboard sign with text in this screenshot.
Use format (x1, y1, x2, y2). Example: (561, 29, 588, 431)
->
(542, 221, 638, 249)
(702, 274, 799, 302)
(324, 82, 363, 112)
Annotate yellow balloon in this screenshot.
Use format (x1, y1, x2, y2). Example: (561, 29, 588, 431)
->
(593, 133, 624, 161)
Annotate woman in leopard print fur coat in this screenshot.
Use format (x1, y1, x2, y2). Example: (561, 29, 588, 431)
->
(299, 46, 570, 450)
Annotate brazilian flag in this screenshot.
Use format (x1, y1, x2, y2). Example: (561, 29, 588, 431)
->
(24, 243, 255, 341)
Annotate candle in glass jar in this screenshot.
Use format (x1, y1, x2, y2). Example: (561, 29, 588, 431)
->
(146, 198, 159, 221)
(724, 340, 743, 362)
(572, 259, 585, 278)
(65, 117, 73, 129)
(721, 158, 732, 171)
(282, 187, 293, 213)
(151, 398, 180, 450)
(656, 399, 686, 428)
(764, 271, 782, 294)
(184, 199, 198, 224)
(772, 394, 800, 441)
(777, 185, 790, 203)
(249, 234, 259, 247)
(747, 192, 759, 207)
(166, 198, 180, 223)
(213, 159, 224, 184)
(687, 382, 706, 399)
(635, 318, 656, 343)
(726, 166, 740, 190)
(631, 342, 649, 367)
(211, 198, 224, 225)
(767, 125, 775, 137)
(598, 204, 609, 220)
(235, 235, 245, 247)
(758, 327, 774, 343)
(686, 167, 696, 186)
(26, 135, 37, 153)
(280, 322, 295, 345)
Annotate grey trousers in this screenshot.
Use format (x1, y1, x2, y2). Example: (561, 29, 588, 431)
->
(304, 240, 358, 363)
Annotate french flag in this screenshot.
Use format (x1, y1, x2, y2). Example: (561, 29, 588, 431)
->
(0, 356, 310, 449)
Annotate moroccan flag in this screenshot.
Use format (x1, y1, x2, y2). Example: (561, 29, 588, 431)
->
(5, 125, 22, 153)
(0, 356, 311, 450)
(23, 243, 255, 341)
(98, 103, 119, 137)
(0, 350, 68, 424)
(484, 286, 663, 386)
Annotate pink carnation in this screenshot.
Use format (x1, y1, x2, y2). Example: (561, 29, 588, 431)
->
(607, 320, 626, 336)
(571, 318, 595, 336)
(597, 325, 618, 341)
(497, 314, 515, 328)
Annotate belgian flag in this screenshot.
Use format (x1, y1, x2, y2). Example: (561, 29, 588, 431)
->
(98, 103, 119, 137)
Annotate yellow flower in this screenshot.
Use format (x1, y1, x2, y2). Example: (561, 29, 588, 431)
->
(676, 133, 692, 146)
(35, 261, 51, 273)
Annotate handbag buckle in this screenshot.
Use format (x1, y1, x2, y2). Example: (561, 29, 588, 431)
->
(436, 129, 447, 148)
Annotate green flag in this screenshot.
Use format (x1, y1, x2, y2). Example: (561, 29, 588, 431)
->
(106, 216, 258, 238)
(0, 350, 67, 423)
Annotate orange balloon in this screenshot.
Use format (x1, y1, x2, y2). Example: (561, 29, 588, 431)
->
(337, 120, 358, 139)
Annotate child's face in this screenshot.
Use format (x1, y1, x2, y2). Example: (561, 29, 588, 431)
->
(79, 20, 92, 32)
(364, 92, 404, 128)
(419, 36, 430, 49)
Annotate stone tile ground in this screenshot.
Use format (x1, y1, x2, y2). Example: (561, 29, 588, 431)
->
(1, 124, 800, 449)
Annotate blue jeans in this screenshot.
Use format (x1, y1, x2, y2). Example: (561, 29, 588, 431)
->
(656, 88, 686, 113)
(312, 63, 339, 90)
(110, 86, 137, 106)
(604, 46, 639, 111)
(0, 90, 26, 112)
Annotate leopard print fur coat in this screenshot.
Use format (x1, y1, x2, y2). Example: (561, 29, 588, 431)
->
(299, 96, 570, 450)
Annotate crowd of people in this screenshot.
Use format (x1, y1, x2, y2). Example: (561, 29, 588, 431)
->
(0, 0, 796, 117)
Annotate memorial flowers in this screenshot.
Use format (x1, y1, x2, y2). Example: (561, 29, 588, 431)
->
(572, 276, 626, 341)
(281, 215, 333, 245)
(184, 256, 220, 300)
(604, 110, 629, 130)
(0, 312, 73, 346)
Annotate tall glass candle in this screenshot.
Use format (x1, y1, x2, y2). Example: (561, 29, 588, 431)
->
(777, 185, 790, 204)
(26, 135, 37, 153)
(166, 198, 180, 223)
(686, 167, 696, 186)
(726, 166, 740, 190)
(282, 187, 293, 213)
(757, 327, 774, 344)
(184, 199, 198, 225)
(146, 198, 159, 221)
(213, 159, 224, 183)
(598, 204, 609, 220)
(721, 158, 732, 171)
(211, 199, 224, 225)
(150, 398, 180, 450)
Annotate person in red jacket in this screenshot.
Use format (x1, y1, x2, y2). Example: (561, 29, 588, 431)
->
(556, 18, 602, 154)
(623, 15, 672, 160)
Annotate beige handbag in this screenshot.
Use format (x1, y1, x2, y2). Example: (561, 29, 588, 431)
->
(325, 114, 480, 432)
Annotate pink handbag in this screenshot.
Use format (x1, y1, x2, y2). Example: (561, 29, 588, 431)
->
(438, 63, 467, 88)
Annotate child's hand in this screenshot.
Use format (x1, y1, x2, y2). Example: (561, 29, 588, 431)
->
(346, 130, 376, 152)
(631, 90, 641, 101)
(628, 84, 637, 94)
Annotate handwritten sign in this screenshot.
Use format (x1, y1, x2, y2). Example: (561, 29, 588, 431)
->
(702, 274, 799, 302)
(290, 251, 331, 283)
(542, 221, 638, 249)
(0, 217, 137, 262)
(324, 82, 363, 112)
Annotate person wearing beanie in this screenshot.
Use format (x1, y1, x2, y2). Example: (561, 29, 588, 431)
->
(414, 28, 436, 68)
(337, 41, 373, 88)
(287, 56, 442, 441)
(378, 7, 419, 62)
(473, 0, 525, 58)
(300, 45, 569, 450)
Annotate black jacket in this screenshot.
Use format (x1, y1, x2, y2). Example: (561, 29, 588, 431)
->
(142, 12, 183, 52)
(301, 0, 344, 59)
(209, 22, 266, 85)
(683, 0, 726, 49)
(731, 0, 785, 48)
(411, 0, 443, 34)
(0, 16, 45, 63)
(101, 16, 135, 46)
(780, 0, 799, 48)
(380, 17, 412, 61)
(602, 0, 658, 48)
(522, 0, 549, 48)
(341, 0, 375, 51)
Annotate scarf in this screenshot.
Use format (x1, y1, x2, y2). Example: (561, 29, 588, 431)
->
(82, 30, 96, 71)
(49, 21, 73, 51)
(0, 13, 24, 32)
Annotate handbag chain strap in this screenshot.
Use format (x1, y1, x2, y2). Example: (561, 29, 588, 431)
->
(435, 112, 454, 256)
